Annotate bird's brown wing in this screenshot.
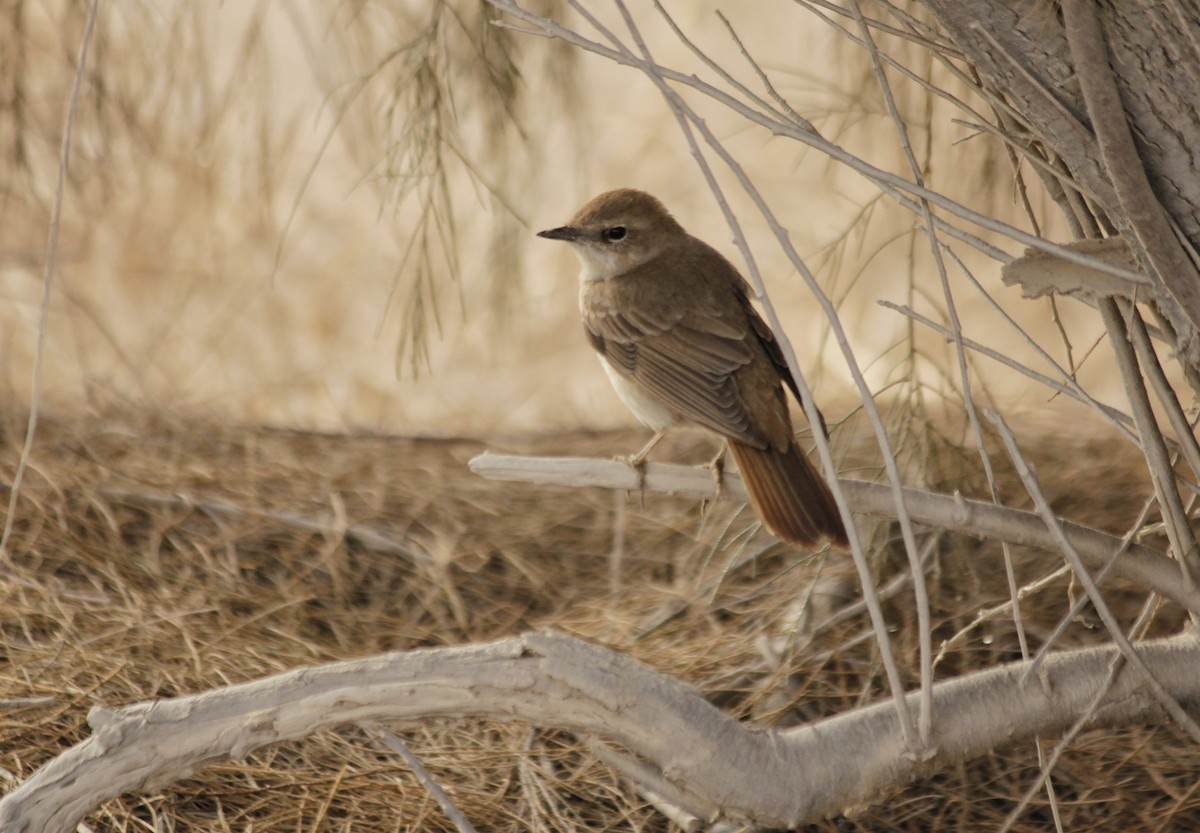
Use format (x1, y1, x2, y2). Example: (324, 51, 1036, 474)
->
(736, 291, 832, 440)
(584, 288, 773, 448)
(739, 293, 801, 404)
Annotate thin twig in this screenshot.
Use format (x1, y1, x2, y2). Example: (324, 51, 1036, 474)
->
(799, 0, 960, 57)
(95, 486, 429, 563)
(585, 739, 709, 830)
(714, 10, 816, 132)
(650, 2, 793, 129)
(882, 301, 1141, 445)
(0, 0, 100, 563)
(487, 0, 1151, 284)
(999, 591, 1165, 833)
(1124, 301, 1200, 495)
(847, 0, 938, 750)
(366, 724, 480, 833)
(1021, 492, 1157, 686)
(609, 487, 625, 598)
(934, 565, 1071, 666)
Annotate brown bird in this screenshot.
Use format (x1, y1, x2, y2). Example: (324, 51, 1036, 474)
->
(538, 188, 848, 548)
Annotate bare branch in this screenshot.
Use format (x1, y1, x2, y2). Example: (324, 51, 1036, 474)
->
(881, 300, 1142, 444)
(603, 0, 920, 749)
(3, 631, 1200, 832)
(1124, 304, 1200, 487)
(1098, 300, 1200, 595)
(486, 0, 1151, 284)
(847, 0, 938, 747)
(468, 453, 1200, 615)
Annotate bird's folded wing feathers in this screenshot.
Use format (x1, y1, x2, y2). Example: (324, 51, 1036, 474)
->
(739, 294, 803, 404)
(585, 306, 768, 447)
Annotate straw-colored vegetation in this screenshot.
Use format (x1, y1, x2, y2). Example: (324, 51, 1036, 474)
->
(2, 413, 1196, 831)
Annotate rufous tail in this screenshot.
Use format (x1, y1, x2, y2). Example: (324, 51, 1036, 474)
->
(728, 439, 849, 548)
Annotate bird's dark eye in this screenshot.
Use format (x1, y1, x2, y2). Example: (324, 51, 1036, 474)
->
(603, 226, 627, 241)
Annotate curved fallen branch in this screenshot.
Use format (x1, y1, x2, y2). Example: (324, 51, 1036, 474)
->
(2, 631, 1199, 832)
(468, 453, 1200, 614)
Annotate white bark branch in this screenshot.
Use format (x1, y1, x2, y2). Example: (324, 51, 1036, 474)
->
(3, 631, 1199, 832)
(468, 453, 1200, 614)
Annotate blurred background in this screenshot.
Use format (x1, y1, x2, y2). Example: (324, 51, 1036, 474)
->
(0, 0, 1099, 437)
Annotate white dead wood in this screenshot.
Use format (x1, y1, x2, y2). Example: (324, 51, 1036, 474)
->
(3, 630, 1199, 833)
(469, 452, 1200, 615)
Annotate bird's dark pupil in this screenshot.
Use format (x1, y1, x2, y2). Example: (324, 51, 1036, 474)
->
(605, 226, 627, 241)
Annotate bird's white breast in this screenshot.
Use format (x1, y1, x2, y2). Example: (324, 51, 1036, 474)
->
(599, 357, 677, 432)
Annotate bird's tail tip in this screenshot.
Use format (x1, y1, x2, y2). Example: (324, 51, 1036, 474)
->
(728, 439, 848, 548)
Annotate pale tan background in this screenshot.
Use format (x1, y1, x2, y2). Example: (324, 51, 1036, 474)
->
(0, 1, 1101, 437)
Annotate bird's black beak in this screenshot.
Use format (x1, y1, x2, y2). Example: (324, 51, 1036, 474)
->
(537, 226, 582, 242)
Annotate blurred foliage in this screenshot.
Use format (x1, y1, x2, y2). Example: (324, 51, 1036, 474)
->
(0, 0, 575, 383)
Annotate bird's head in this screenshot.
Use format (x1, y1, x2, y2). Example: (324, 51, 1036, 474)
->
(538, 188, 685, 281)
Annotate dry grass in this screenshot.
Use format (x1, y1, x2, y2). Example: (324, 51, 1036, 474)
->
(2, 410, 1198, 831)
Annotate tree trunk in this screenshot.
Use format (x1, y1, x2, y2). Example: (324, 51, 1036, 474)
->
(924, 1, 1200, 370)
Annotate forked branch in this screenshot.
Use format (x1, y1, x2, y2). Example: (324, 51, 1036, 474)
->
(2, 631, 1198, 832)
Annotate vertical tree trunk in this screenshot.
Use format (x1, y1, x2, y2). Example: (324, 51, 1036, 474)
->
(923, 1, 1200, 371)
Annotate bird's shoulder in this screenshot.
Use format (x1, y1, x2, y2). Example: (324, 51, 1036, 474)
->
(582, 236, 753, 337)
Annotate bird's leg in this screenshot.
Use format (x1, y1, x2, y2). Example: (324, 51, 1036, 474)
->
(706, 440, 727, 508)
(619, 429, 667, 504)
(628, 430, 667, 467)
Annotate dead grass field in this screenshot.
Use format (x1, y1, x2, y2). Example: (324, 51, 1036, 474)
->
(3, 410, 1198, 831)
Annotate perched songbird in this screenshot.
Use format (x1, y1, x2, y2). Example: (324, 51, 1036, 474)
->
(538, 188, 848, 548)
